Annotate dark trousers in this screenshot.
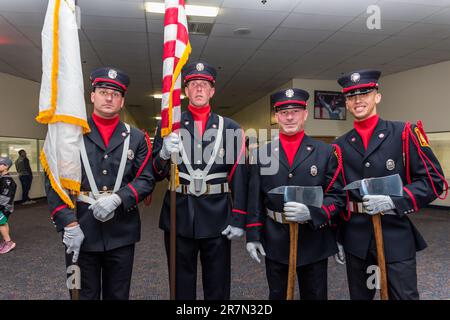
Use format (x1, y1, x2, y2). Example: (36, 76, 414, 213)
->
(19, 175, 32, 201)
(65, 244, 135, 300)
(265, 257, 328, 300)
(164, 232, 231, 300)
(345, 238, 419, 300)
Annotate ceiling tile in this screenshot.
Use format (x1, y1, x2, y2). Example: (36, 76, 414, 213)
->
(216, 8, 288, 27)
(211, 23, 276, 40)
(269, 27, 335, 43)
(375, 0, 442, 22)
(281, 13, 354, 30)
(340, 17, 413, 35)
(294, 0, 378, 17)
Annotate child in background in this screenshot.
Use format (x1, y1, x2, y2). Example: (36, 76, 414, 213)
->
(0, 157, 17, 254)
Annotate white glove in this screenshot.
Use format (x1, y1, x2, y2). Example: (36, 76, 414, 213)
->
(334, 242, 345, 265)
(363, 195, 396, 215)
(246, 241, 266, 263)
(89, 194, 122, 222)
(283, 202, 311, 223)
(63, 224, 85, 263)
(221, 225, 244, 240)
(159, 132, 180, 160)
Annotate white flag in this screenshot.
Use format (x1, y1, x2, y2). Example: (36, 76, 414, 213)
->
(36, 0, 89, 208)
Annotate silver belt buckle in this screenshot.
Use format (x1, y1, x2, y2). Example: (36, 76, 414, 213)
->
(189, 169, 207, 196)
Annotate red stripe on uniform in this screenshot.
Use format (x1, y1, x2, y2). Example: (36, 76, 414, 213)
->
(274, 100, 307, 107)
(229, 129, 246, 183)
(403, 186, 418, 212)
(246, 223, 263, 228)
(92, 78, 127, 91)
(322, 205, 331, 221)
(51, 204, 67, 218)
(232, 209, 247, 215)
(342, 82, 377, 93)
(128, 183, 139, 205)
(184, 74, 215, 83)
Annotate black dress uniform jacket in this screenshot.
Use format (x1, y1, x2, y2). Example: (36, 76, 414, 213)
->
(152, 111, 248, 238)
(45, 117, 155, 252)
(246, 135, 345, 266)
(334, 118, 446, 263)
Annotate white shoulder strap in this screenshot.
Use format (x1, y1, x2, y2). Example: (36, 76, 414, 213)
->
(113, 123, 131, 192)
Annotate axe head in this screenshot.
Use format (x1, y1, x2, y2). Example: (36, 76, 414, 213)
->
(343, 174, 403, 196)
(268, 185, 324, 207)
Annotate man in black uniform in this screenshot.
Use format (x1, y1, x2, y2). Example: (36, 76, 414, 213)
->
(245, 88, 345, 300)
(152, 61, 247, 300)
(334, 69, 448, 300)
(45, 67, 154, 299)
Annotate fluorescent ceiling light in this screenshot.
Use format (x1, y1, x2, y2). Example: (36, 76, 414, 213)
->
(145, 2, 219, 17)
(154, 116, 162, 120)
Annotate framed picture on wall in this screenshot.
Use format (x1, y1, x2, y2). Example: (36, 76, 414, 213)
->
(314, 90, 346, 120)
(270, 103, 277, 125)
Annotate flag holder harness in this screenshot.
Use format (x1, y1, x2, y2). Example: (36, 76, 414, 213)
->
(77, 123, 131, 205)
(171, 116, 230, 197)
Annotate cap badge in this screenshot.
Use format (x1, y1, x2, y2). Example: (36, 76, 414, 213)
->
(386, 159, 395, 171)
(108, 69, 118, 79)
(310, 165, 318, 177)
(350, 72, 360, 83)
(196, 63, 204, 71)
(285, 89, 294, 98)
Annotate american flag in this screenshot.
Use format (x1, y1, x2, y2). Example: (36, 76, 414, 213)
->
(161, 0, 191, 137)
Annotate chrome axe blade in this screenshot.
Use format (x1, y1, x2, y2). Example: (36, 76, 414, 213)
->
(343, 174, 403, 196)
(268, 185, 324, 208)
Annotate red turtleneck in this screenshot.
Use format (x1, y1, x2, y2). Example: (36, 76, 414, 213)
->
(280, 131, 305, 167)
(354, 114, 379, 150)
(92, 112, 120, 147)
(188, 104, 211, 136)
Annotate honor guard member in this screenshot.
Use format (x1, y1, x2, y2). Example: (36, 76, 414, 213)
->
(44, 67, 155, 300)
(152, 61, 247, 300)
(245, 88, 345, 300)
(335, 69, 448, 300)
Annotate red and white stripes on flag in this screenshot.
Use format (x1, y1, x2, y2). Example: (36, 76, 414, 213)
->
(161, 0, 191, 137)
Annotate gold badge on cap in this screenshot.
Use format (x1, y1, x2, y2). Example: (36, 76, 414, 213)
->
(196, 63, 204, 71)
(108, 69, 118, 79)
(127, 149, 134, 160)
(285, 89, 294, 98)
(310, 165, 318, 176)
(386, 159, 395, 171)
(350, 72, 360, 83)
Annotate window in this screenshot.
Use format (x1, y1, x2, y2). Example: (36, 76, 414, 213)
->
(427, 132, 450, 179)
(0, 136, 41, 173)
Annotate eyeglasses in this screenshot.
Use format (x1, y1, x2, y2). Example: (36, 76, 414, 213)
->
(97, 89, 123, 99)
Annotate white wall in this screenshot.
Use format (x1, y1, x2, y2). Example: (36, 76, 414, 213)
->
(0, 72, 139, 200)
(377, 61, 450, 207)
(234, 65, 450, 207)
(0, 72, 46, 139)
(233, 78, 354, 138)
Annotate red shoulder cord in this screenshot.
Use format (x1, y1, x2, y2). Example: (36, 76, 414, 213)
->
(137, 131, 153, 207)
(330, 144, 352, 221)
(402, 121, 448, 200)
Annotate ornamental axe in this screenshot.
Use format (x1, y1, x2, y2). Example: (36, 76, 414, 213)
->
(268, 185, 324, 300)
(343, 173, 404, 300)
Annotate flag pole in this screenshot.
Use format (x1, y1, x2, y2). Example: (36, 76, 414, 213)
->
(169, 152, 177, 300)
